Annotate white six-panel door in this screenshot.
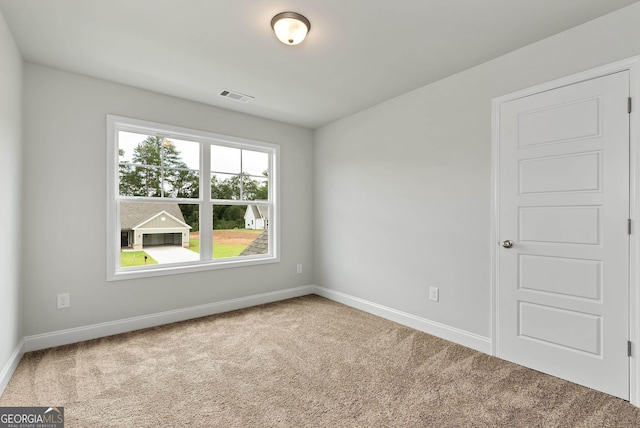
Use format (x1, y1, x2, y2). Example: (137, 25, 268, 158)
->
(497, 71, 630, 399)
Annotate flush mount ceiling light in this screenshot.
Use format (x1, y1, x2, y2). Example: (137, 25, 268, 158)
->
(271, 12, 311, 45)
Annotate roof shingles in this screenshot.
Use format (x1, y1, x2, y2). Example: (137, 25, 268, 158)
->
(120, 202, 187, 230)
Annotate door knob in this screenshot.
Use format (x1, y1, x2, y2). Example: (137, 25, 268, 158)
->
(501, 240, 514, 248)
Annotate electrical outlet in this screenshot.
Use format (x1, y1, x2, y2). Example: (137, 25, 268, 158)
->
(57, 293, 70, 309)
(429, 287, 439, 302)
(296, 264, 303, 274)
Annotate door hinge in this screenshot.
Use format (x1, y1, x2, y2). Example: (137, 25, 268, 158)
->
(628, 341, 633, 357)
(628, 219, 632, 235)
(629, 97, 632, 114)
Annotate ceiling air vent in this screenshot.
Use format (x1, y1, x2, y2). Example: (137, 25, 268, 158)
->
(218, 89, 254, 103)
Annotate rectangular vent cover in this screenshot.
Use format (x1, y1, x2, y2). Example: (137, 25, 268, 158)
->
(219, 89, 254, 103)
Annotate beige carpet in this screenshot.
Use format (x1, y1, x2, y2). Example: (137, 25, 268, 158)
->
(1, 295, 639, 427)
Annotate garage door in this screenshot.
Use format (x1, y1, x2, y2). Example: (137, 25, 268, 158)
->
(143, 233, 181, 246)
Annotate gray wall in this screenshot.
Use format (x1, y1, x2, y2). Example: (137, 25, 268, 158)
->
(0, 10, 22, 370)
(313, 3, 640, 339)
(8, 0, 640, 358)
(21, 64, 313, 336)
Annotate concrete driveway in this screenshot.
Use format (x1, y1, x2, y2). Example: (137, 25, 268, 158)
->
(143, 245, 200, 264)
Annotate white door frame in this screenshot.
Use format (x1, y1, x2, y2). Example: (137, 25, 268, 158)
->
(491, 55, 640, 406)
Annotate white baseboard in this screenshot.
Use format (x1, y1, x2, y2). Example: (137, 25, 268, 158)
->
(20, 284, 490, 358)
(312, 286, 492, 354)
(24, 285, 316, 352)
(0, 339, 24, 396)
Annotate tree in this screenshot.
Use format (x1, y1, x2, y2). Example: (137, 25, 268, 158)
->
(178, 204, 199, 231)
(210, 172, 267, 201)
(211, 175, 233, 200)
(118, 148, 139, 196)
(227, 173, 259, 200)
(209, 172, 269, 229)
(119, 136, 198, 198)
(119, 139, 270, 231)
(212, 204, 245, 229)
(255, 170, 269, 200)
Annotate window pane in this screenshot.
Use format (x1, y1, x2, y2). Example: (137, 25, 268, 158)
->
(242, 150, 269, 176)
(211, 204, 269, 259)
(211, 145, 241, 174)
(211, 173, 240, 199)
(119, 132, 199, 199)
(211, 173, 269, 201)
(169, 138, 199, 170)
(162, 167, 199, 199)
(119, 201, 199, 267)
(210, 147, 269, 201)
(210, 173, 268, 201)
(242, 174, 269, 201)
(119, 165, 162, 197)
(242, 150, 268, 200)
(119, 131, 156, 165)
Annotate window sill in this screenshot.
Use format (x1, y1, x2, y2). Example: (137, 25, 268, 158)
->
(108, 255, 280, 282)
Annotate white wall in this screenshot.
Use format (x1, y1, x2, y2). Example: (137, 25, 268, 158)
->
(22, 64, 313, 336)
(314, 3, 640, 339)
(0, 9, 23, 375)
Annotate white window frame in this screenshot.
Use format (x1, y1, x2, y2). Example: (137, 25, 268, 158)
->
(106, 115, 280, 281)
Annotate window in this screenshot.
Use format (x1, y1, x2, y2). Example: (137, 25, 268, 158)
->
(107, 115, 279, 280)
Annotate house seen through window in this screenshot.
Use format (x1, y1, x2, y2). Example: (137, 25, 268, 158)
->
(107, 115, 278, 280)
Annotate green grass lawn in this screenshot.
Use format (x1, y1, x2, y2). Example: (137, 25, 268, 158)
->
(187, 239, 250, 258)
(188, 238, 201, 253)
(213, 244, 248, 258)
(187, 229, 261, 258)
(120, 251, 158, 267)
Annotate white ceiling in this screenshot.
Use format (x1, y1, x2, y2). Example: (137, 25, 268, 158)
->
(1, 0, 638, 129)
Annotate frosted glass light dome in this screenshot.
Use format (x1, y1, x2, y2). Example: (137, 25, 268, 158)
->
(271, 12, 311, 45)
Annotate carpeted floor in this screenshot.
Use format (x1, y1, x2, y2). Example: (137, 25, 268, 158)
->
(1, 295, 640, 427)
